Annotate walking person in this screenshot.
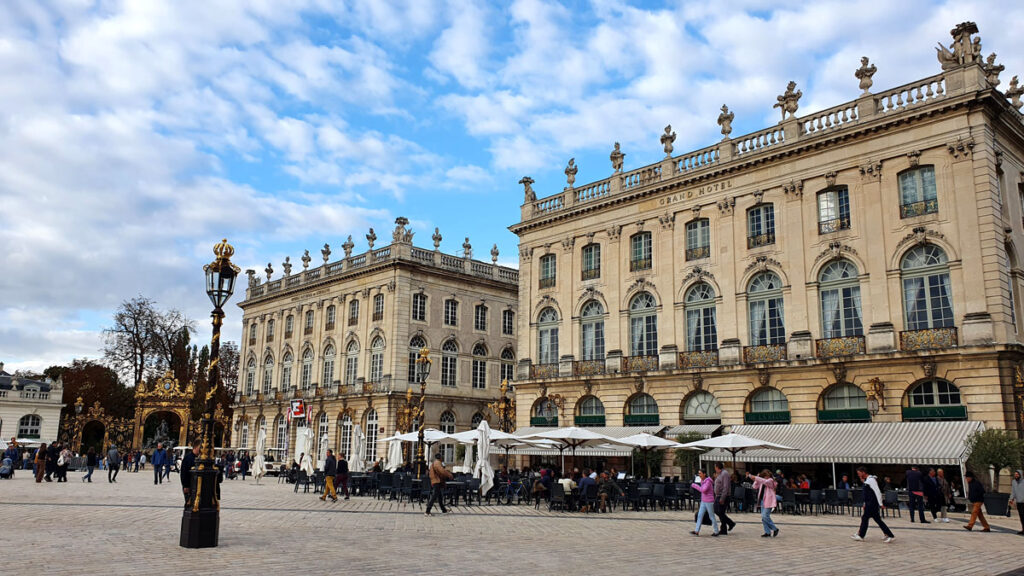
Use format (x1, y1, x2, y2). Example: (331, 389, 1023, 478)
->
(935, 468, 952, 523)
(34, 442, 47, 483)
(107, 445, 120, 483)
(690, 469, 719, 536)
(925, 467, 944, 521)
(82, 447, 97, 483)
(905, 464, 929, 523)
(44, 442, 57, 482)
(239, 451, 251, 481)
(1009, 470, 1024, 535)
(56, 445, 71, 482)
(180, 445, 198, 507)
(424, 453, 452, 516)
(319, 449, 338, 502)
(713, 462, 736, 535)
(151, 443, 167, 485)
(964, 471, 991, 532)
(163, 450, 173, 481)
(851, 466, 895, 543)
(748, 469, 780, 537)
(336, 453, 350, 500)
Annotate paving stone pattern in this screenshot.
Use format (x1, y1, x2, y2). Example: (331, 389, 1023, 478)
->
(2, 470, 1023, 575)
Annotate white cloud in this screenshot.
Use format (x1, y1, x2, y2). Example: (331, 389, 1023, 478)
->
(428, 0, 492, 89)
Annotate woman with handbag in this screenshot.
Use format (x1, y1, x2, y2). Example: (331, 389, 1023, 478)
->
(690, 469, 719, 536)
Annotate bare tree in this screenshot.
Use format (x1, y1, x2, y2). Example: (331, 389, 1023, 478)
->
(103, 296, 159, 387)
(218, 341, 240, 396)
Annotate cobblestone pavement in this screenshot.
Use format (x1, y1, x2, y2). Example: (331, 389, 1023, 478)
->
(2, 470, 1023, 575)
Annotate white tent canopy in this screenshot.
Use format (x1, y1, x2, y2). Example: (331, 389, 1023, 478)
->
(298, 427, 315, 476)
(350, 426, 366, 473)
(512, 426, 661, 456)
(473, 421, 495, 497)
(381, 429, 453, 443)
(251, 426, 267, 483)
(384, 439, 403, 473)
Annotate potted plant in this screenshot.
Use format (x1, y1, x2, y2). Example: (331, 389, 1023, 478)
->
(965, 429, 1024, 516)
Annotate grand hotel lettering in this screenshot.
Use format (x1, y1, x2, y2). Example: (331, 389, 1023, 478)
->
(658, 179, 733, 206)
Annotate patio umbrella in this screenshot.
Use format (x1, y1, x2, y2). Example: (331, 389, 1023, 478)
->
(461, 437, 475, 473)
(251, 426, 268, 484)
(447, 428, 519, 444)
(520, 427, 630, 472)
(612, 433, 692, 479)
(679, 432, 799, 472)
(385, 439, 403, 472)
(350, 426, 366, 473)
(381, 429, 453, 464)
(473, 421, 495, 497)
(317, 433, 329, 469)
(299, 427, 315, 477)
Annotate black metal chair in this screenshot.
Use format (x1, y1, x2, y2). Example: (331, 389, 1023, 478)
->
(808, 489, 825, 515)
(549, 482, 567, 512)
(578, 483, 600, 513)
(651, 483, 667, 510)
(850, 489, 864, 516)
(836, 489, 850, 514)
(780, 488, 799, 515)
(731, 486, 747, 512)
(824, 489, 839, 514)
(883, 490, 902, 518)
(664, 482, 681, 510)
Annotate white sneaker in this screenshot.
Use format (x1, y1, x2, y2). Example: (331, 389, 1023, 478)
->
(883, 536, 895, 543)
(851, 534, 864, 541)
(942, 518, 950, 523)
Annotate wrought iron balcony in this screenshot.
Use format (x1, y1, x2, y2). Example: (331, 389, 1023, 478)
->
(630, 258, 652, 272)
(325, 322, 335, 331)
(900, 327, 957, 351)
(372, 312, 383, 322)
(685, 246, 710, 261)
(573, 360, 606, 376)
(581, 267, 600, 281)
(539, 276, 556, 289)
(743, 343, 787, 363)
(530, 363, 560, 379)
(747, 232, 776, 249)
(348, 316, 359, 326)
(815, 336, 865, 358)
(900, 198, 938, 218)
(817, 217, 851, 234)
(621, 355, 659, 372)
(266, 334, 274, 343)
(284, 331, 293, 339)
(679, 350, 719, 368)
(304, 326, 313, 335)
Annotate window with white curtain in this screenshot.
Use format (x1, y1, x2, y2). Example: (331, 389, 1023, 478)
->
(281, 352, 293, 389)
(276, 416, 287, 449)
(322, 344, 335, 386)
(537, 307, 559, 364)
(408, 336, 426, 382)
(471, 344, 487, 389)
(898, 166, 938, 217)
(580, 300, 605, 361)
(500, 348, 515, 384)
(629, 293, 658, 356)
(339, 414, 352, 457)
(300, 349, 313, 389)
(819, 260, 863, 338)
(901, 245, 953, 330)
(364, 410, 378, 462)
(245, 359, 256, 396)
(369, 337, 384, 382)
(441, 340, 458, 387)
(684, 283, 717, 351)
(750, 388, 789, 412)
(262, 356, 274, 394)
(748, 273, 785, 346)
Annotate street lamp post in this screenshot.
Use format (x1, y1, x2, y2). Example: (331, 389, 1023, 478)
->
(181, 239, 239, 549)
(414, 348, 431, 480)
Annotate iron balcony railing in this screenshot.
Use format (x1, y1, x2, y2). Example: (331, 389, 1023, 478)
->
(679, 350, 718, 368)
(817, 217, 851, 234)
(685, 246, 710, 261)
(747, 232, 775, 249)
(900, 198, 938, 218)
(900, 327, 957, 351)
(815, 336, 865, 358)
(539, 276, 556, 289)
(622, 355, 659, 372)
(530, 363, 560, 379)
(743, 343, 787, 363)
(581, 268, 600, 281)
(573, 360, 606, 376)
(630, 258, 652, 272)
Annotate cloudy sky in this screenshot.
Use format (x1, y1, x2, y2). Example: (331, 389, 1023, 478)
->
(2, 0, 1022, 373)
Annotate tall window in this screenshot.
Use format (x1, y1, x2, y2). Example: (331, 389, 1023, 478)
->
(245, 359, 256, 396)
(412, 293, 427, 322)
(408, 336, 426, 382)
(471, 413, 484, 428)
(300, 349, 313, 389)
(750, 388, 789, 412)
(348, 299, 359, 326)
(685, 219, 710, 260)
(748, 272, 785, 346)
(276, 416, 287, 449)
(685, 283, 717, 351)
(262, 356, 274, 394)
(441, 340, 458, 387)
(630, 232, 652, 271)
(317, 412, 329, 449)
(683, 391, 721, 424)
(322, 344, 336, 386)
(444, 299, 459, 326)
(281, 352, 293, 389)
(474, 304, 488, 331)
(502, 310, 515, 335)
(539, 254, 557, 288)
(344, 341, 359, 387)
(439, 411, 456, 463)
(627, 393, 659, 425)
(373, 294, 384, 322)
(304, 310, 314, 334)
(326, 305, 336, 330)
(472, 344, 487, 389)
(500, 348, 515, 384)
(364, 410, 378, 463)
(339, 414, 352, 457)
(537, 307, 559, 365)
(266, 319, 275, 342)
(533, 398, 558, 426)
(240, 420, 249, 448)
(249, 323, 257, 344)
(581, 300, 605, 361)
(901, 245, 953, 330)
(581, 243, 601, 280)
(629, 292, 658, 357)
(285, 315, 294, 338)
(899, 166, 938, 218)
(819, 260, 863, 338)
(369, 337, 384, 382)
(817, 187, 851, 233)
(18, 414, 41, 438)
(747, 204, 775, 248)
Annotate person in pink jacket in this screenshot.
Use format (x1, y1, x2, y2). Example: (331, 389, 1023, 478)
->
(690, 469, 719, 536)
(748, 469, 779, 537)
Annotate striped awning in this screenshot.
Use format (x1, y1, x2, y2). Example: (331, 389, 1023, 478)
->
(508, 426, 665, 457)
(664, 424, 722, 439)
(699, 421, 985, 466)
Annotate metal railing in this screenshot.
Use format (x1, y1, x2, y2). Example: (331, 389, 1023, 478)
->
(685, 246, 710, 261)
(581, 268, 600, 281)
(747, 232, 775, 249)
(679, 350, 718, 368)
(573, 360, 606, 376)
(539, 276, 556, 289)
(621, 355, 659, 372)
(743, 344, 787, 363)
(815, 336, 865, 358)
(900, 198, 938, 218)
(818, 217, 851, 234)
(530, 363, 560, 379)
(629, 258, 652, 272)
(900, 327, 957, 351)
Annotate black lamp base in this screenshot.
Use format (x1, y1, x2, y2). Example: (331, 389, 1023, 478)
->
(180, 508, 219, 548)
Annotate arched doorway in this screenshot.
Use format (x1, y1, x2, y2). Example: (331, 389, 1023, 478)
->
(142, 411, 183, 450)
(81, 420, 106, 454)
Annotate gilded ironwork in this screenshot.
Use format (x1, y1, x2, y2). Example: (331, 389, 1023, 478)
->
(815, 336, 866, 358)
(573, 360, 606, 376)
(899, 198, 939, 218)
(899, 327, 958, 351)
(679, 350, 718, 368)
(622, 355, 659, 372)
(685, 246, 710, 261)
(530, 363, 560, 378)
(743, 344, 787, 364)
(59, 398, 135, 453)
(132, 371, 196, 450)
(486, 379, 517, 433)
(747, 232, 775, 249)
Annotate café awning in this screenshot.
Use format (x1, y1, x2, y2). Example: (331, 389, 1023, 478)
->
(699, 421, 985, 466)
(664, 424, 723, 439)
(510, 426, 663, 456)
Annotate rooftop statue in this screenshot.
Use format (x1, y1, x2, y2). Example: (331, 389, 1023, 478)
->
(610, 142, 624, 173)
(855, 57, 877, 94)
(1006, 76, 1023, 111)
(774, 81, 802, 122)
(660, 125, 676, 157)
(717, 105, 734, 138)
(938, 21, 980, 69)
(564, 158, 577, 189)
(982, 53, 1005, 87)
(519, 176, 536, 203)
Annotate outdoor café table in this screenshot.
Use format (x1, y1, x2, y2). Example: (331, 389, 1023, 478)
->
(349, 474, 369, 496)
(794, 492, 810, 513)
(446, 481, 466, 506)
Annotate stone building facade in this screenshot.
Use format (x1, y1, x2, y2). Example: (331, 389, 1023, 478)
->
(231, 218, 518, 466)
(0, 364, 65, 444)
(509, 24, 1024, 437)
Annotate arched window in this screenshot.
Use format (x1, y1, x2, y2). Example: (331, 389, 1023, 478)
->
(364, 409, 378, 462)
(537, 307, 559, 365)
(748, 272, 785, 346)
(18, 414, 41, 438)
(240, 420, 250, 448)
(904, 379, 966, 421)
(683, 391, 721, 424)
(684, 283, 717, 351)
(322, 344, 336, 387)
(441, 340, 458, 387)
(439, 411, 456, 462)
(531, 398, 558, 427)
(275, 415, 287, 449)
(500, 348, 515, 384)
(262, 356, 274, 394)
(575, 396, 605, 427)
(745, 388, 791, 424)
(471, 413, 484, 428)
(326, 305, 336, 330)
(344, 341, 359, 388)
(369, 337, 385, 382)
(281, 352, 293, 389)
(581, 300, 605, 361)
(318, 412, 329, 448)
(820, 260, 863, 338)
(626, 393, 659, 425)
(472, 344, 487, 389)
(899, 165, 938, 218)
(245, 359, 256, 396)
(408, 336, 426, 383)
(629, 293, 658, 357)
(300, 349, 313, 390)
(901, 245, 953, 331)
(819, 384, 870, 423)
(338, 414, 353, 457)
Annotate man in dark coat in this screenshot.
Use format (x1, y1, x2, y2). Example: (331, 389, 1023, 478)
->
(151, 443, 167, 485)
(905, 465, 929, 523)
(964, 471, 991, 532)
(320, 449, 338, 502)
(44, 442, 58, 481)
(180, 445, 199, 507)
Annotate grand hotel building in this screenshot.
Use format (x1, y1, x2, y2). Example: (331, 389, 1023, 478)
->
(509, 26, 1024, 445)
(231, 218, 518, 465)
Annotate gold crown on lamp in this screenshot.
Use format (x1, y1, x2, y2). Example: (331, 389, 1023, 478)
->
(213, 238, 235, 260)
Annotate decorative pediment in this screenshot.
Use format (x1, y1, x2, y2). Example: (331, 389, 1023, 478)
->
(814, 241, 859, 266)
(896, 226, 945, 251)
(782, 180, 803, 198)
(683, 266, 715, 284)
(576, 287, 606, 309)
(745, 255, 782, 275)
(626, 277, 659, 297)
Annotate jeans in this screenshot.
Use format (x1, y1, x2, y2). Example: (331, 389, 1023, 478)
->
(858, 504, 893, 538)
(425, 484, 448, 514)
(108, 466, 119, 482)
(761, 506, 778, 534)
(908, 492, 927, 522)
(154, 466, 163, 484)
(696, 501, 718, 534)
(83, 466, 94, 482)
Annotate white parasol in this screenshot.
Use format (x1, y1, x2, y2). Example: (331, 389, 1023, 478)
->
(316, 432, 329, 470)
(520, 427, 630, 471)
(299, 427, 315, 476)
(679, 432, 799, 472)
(461, 439, 475, 472)
(472, 421, 495, 497)
(251, 426, 268, 484)
(385, 439, 403, 473)
(611, 432, 693, 479)
(349, 425, 366, 473)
